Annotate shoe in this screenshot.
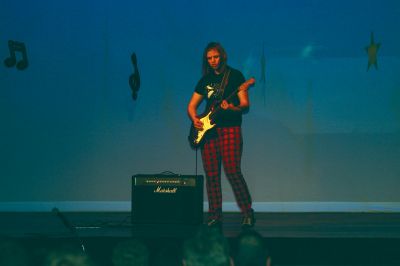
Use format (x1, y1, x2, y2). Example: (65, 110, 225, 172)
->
(241, 210, 255, 229)
(207, 219, 222, 231)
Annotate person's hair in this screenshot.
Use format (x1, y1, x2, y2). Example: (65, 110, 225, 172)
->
(234, 229, 270, 266)
(202, 42, 228, 76)
(43, 244, 95, 266)
(182, 226, 231, 266)
(111, 239, 149, 266)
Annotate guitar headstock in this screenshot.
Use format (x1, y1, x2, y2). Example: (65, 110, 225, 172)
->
(239, 77, 256, 92)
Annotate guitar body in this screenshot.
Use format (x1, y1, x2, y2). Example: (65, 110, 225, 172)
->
(188, 110, 216, 148)
(188, 77, 255, 149)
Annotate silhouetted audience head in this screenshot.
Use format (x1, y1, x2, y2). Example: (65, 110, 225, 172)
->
(234, 229, 271, 266)
(0, 238, 30, 266)
(182, 226, 232, 266)
(111, 238, 149, 266)
(151, 242, 181, 266)
(43, 244, 95, 266)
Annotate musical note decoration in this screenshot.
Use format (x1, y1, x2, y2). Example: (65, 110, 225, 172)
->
(4, 40, 29, 70)
(129, 52, 140, 100)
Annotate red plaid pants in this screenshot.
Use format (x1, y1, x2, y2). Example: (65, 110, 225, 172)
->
(201, 126, 252, 221)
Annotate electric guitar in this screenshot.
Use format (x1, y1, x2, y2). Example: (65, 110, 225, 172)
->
(188, 77, 255, 148)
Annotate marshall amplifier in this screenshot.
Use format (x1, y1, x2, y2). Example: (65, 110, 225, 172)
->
(131, 174, 203, 225)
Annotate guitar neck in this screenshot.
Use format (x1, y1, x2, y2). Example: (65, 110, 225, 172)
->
(208, 77, 254, 117)
(211, 87, 241, 115)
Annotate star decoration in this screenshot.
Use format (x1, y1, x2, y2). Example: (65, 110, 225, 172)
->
(365, 32, 380, 71)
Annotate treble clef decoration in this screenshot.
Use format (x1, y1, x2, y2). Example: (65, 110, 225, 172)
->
(129, 52, 140, 100)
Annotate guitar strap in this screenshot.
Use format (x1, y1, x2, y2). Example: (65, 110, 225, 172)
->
(207, 68, 231, 111)
(218, 67, 231, 101)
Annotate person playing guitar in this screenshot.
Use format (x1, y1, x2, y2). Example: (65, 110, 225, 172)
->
(187, 42, 256, 230)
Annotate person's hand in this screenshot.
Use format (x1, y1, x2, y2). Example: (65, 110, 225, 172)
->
(192, 117, 203, 130)
(221, 100, 237, 110)
(220, 100, 231, 110)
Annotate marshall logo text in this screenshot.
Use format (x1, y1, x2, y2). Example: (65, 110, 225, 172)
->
(153, 186, 178, 193)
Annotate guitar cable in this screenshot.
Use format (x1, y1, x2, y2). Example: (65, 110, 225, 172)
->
(195, 146, 198, 177)
(52, 207, 86, 252)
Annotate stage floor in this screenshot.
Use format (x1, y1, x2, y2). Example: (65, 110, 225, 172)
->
(1, 211, 400, 239)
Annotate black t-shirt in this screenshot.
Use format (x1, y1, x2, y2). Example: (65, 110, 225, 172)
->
(194, 66, 245, 127)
